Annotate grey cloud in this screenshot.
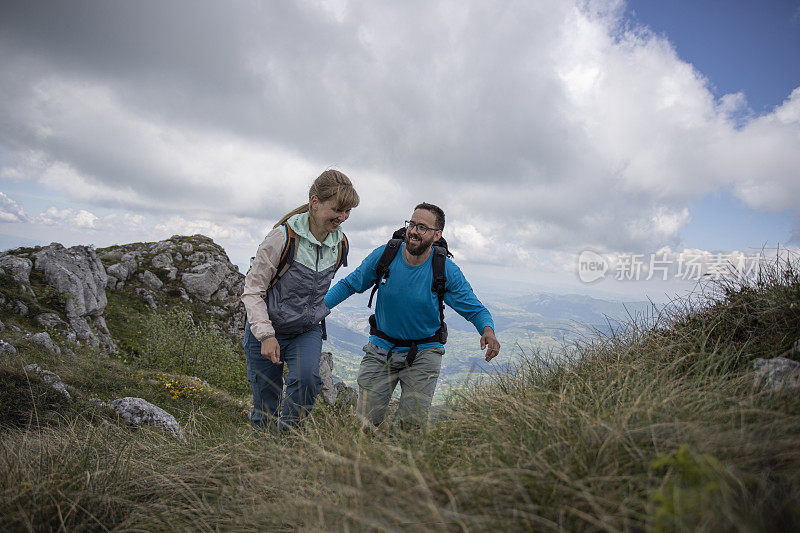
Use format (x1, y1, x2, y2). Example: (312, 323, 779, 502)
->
(1, 0, 798, 261)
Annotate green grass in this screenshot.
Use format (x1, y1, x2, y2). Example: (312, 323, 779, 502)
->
(1, 256, 799, 530)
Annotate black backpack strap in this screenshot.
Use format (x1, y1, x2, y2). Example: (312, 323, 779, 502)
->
(367, 238, 403, 308)
(431, 245, 447, 326)
(268, 222, 297, 289)
(335, 233, 349, 272)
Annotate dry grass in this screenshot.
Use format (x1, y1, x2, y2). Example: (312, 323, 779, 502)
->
(1, 256, 799, 531)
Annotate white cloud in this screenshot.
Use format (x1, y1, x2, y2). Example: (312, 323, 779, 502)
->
(0, 192, 27, 223)
(34, 207, 99, 229)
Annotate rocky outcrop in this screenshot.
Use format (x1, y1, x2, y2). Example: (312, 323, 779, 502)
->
(98, 235, 245, 341)
(30, 243, 116, 353)
(33, 244, 107, 317)
(109, 397, 186, 442)
(753, 357, 800, 392)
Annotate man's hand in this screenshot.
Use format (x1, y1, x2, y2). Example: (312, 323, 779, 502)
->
(480, 326, 500, 362)
(261, 336, 281, 364)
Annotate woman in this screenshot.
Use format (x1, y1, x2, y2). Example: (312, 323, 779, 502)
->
(241, 170, 359, 429)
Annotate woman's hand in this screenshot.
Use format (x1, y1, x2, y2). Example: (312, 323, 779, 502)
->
(261, 336, 281, 364)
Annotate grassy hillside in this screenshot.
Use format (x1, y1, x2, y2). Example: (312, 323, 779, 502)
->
(1, 258, 799, 531)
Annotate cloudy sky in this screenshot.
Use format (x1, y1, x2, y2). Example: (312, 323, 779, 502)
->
(1, 0, 798, 300)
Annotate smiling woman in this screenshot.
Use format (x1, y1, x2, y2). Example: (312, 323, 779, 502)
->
(240, 170, 359, 431)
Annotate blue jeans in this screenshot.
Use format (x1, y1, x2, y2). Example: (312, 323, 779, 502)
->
(243, 322, 323, 429)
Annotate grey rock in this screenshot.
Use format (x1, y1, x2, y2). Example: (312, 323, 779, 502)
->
(24, 363, 72, 401)
(151, 252, 174, 270)
(88, 398, 107, 408)
(93, 315, 110, 335)
(334, 381, 358, 409)
(166, 267, 178, 281)
(753, 357, 800, 392)
(0, 255, 33, 284)
(35, 313, 67, 329)
(31, 332, 61, 355)
(13, 300, 28, 316)
(0, 319, 4, 330)
(106, 274, 119, 291)
(150, 240, 173, 255)
(181, 262, 227, 302)
(180, 242, 193, 254)
(179, 287, 190, 301)
(141, 270, 164, 291)
(107, 263, 130, 282)
(108, 397, 186, 442)
(8, 324, 22, 333)
(135, 288, 157, 308)
(319, 351, 337, 405)
(64, 331, 78, 345)
(173, 252, 183, 263)
(69, 316, 99, 346)
(33, 243, 107, 318)
(0, 340, 17, 355)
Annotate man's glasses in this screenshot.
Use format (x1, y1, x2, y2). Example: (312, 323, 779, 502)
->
(405, 220, 441, 235)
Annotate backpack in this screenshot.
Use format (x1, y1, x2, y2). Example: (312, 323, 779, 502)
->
(366, 227, 452, 365)
(269, 221, 349, 289)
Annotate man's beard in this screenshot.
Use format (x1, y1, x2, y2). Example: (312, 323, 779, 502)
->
(405, 232, 434, 256)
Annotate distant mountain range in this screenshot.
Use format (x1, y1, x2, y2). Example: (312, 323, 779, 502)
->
(324, 291, 653, 396)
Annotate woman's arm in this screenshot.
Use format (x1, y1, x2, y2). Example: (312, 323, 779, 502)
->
(241, 226, 286, 341)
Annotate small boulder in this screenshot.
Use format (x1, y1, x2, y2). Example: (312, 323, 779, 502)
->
(13, 301, 28, 316)
(109, 397, 186, 442)
(30, 332, 61, 355)
(334, 381, 358, 410)
(753, 357, 800, 392)
(151, 253, 173, 270)
(24, 363, 72, 401)
(135, 288, 157, 308)
(141, 270, 164, 291)
(0, 340, 17, 355)
(0, 255, 33, 284)
(35, 313, 67, 329)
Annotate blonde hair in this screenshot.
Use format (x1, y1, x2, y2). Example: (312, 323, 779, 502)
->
(274, 170, 359, 228)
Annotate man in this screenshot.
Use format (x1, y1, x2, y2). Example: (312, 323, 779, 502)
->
(325, 202, 500, 430)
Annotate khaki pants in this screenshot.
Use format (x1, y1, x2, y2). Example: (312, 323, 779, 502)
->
(356, 342, 444, 427)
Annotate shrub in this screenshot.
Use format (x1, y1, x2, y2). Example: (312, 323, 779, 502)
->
(139, 308, 247, 395)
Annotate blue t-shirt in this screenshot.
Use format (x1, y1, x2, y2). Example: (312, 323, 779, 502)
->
(325, 243, 494, 353)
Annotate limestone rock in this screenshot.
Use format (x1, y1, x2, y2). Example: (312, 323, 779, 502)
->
(24, 363, 72, 401)
(334, 381, 358, 409)
(109, 397, 186, 442)
(141, 270, 164, 291)
(30, 332, 61, 355)
(0, 340, 17, 355)
(135, 288, 157, 308)
(151, 252, 173, 270)
(33, 243, 107, 318)
(13, 300, 28, 316)
(0, 255, 32, 284)
(181, 262, 227, 302)
(319, 351, 337, 405)
(35, 313, 67, 329)
(753, 357, 800, 392)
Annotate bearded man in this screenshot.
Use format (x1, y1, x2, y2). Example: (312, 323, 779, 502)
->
(325, 202, 500, 430)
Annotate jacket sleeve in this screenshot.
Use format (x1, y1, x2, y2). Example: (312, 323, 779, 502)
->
(241, 226, 286, 341)
(443, 260, 495, 334)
